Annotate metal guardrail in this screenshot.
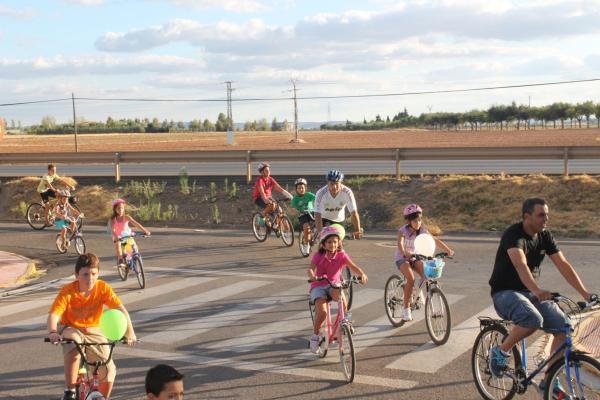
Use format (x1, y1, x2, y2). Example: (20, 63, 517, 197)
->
(1, 146, 599, 183)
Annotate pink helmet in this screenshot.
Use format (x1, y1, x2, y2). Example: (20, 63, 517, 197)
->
(319, 226, 342, 244)
(112, 198, 126, 210)
(403, 203, 423, 217)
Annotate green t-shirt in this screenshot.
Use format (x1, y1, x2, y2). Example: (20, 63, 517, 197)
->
(37, 173, 61, 193)
(291, 192, 316, 213)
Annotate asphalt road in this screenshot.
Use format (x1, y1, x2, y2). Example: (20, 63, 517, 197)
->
(2, 159, 600, 177)
(1, 222, 599, 399)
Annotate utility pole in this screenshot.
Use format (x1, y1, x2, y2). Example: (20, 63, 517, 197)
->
(289, 79, 301, 143)
(224, 81, 234, 144)
(72, 93, 78, 152)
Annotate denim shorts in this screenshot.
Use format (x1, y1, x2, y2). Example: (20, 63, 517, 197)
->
(395, 258, 416, 268)
(492, 290, 570, 334)
(310, 285, 337, 304)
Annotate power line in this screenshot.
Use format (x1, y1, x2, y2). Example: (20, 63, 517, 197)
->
(1, 77, 599, 106)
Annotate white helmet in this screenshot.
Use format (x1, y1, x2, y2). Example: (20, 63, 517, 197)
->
(257, 162, 271, 172)
(295, 178, 307, 186)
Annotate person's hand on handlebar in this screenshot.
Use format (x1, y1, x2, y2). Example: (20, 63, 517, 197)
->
(533, 288, 553, 302)
(48, 331, 62, 344)
(359, 272, 368, 284)
(352, 229, 363, 239)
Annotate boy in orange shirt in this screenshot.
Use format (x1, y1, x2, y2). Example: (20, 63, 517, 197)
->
(47, 253, 137, 400)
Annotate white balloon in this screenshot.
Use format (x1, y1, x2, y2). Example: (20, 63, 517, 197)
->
(414, 233, 435, 257)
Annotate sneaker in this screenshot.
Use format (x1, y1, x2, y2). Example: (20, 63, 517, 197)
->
(117, 259, 126, 268)
(401, 308, 413, 321)
(489, 346, 510, 377)
(302, 243, 311, 254)
(309, 334, 321, 353)
(539, 379, 570, 399)
(61, 389, 77, 400)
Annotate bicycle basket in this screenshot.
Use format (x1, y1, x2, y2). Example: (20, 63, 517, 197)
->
(122, 237, 136, 254)
(424, 258, 445, 279)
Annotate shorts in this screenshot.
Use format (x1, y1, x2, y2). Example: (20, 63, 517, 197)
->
(310, 285, 338, 304)
(395, 258, 416, 268)
(254, 197, 268, 209)
(55, 219, 70, 230)
(40, 189, 57, 203)
(492, 290, 570, 334)
(298, 213, 315, 226)
(58, 325, 117, 382)
(322, 218, 341, 227)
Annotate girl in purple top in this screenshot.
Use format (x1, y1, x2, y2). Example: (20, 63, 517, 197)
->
(307, 225, 368, 354)
(396, 204, 454, 321)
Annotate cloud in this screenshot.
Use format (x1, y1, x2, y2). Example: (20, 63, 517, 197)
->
(0, 5, 35, 19)
(64, 0, 105, 5)
(0, 55, 206, 79)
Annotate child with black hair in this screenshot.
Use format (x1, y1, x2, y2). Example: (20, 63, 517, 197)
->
(145, 364, 184, 400)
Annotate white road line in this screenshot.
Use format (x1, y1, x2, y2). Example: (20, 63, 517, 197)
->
(121, 347, 418, 389)
(213, 288, 383, 353)
(143, 284, 307, 344)
(133, 280, 270, 325)
(353, 293, 465, 354)
(3, 276, 217, 330)
(386, 304, 496, 373)
(150, 266, 308, 282)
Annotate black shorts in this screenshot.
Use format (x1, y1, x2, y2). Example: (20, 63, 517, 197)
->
(40, 189, 56, 203)
(322, 218, 341, 227)
(298, 213, 315, 226)
(254, 197, 268, 209)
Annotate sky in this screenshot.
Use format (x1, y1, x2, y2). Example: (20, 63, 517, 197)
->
(1, 0, 600, 126)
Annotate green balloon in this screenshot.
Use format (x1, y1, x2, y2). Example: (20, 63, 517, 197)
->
(100, 309, 127, 341)
(330, 223, 346, 240)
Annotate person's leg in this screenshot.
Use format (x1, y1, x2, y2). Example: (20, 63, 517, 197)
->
(85, 328, 117, 398)
(314, 298, 327, 334)
(60, 226, 67, 243)
(533, 295, 570, 378)
(399, 261, 414, 307)
(115, 241, 124, 266)
(60, 327, 82, 390)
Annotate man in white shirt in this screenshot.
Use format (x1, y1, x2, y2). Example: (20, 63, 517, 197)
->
(315, 170, 363, 239)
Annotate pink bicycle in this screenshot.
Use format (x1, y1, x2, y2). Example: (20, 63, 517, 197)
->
(45, 338, 125, 400)
(308, 275, 362, 383)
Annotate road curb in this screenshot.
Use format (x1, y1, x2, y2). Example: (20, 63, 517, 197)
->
(0, 251, 37, 288)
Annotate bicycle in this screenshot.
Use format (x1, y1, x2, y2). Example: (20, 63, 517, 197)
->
(471, 293, 600, 400)
(115, 232, 148, 289)
(308, 275, 363, 383)
(298, 211, 317, 257)
(27, 193, 83, 231)
(384, 252, 452, 345)
(251, 198, 294, 247)
(56, 215, 86, 255)
(44, 337, 127, 400)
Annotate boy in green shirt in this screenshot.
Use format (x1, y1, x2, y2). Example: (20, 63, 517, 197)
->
(290, 178, 316, 253)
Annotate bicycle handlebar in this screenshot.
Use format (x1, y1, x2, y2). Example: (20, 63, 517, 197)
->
(114, 232, 150, 242)
(44, 338, 135, 345)
(549, 292, 599, 310)
(308, 275, 363, 288)
(412, 252, 452, 261)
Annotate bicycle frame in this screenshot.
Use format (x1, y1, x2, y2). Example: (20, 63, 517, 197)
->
(324, 292, 348, 349)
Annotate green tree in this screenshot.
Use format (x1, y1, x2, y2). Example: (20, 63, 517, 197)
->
(202, 119, 214, 131)
(577, 101, 595, 128)
(215, 113, 228, 132)
(271, 117, 280, 131)
(41, 116, 57, 128)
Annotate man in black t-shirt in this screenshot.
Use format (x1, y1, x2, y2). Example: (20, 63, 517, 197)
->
(488, 198, 594, 384)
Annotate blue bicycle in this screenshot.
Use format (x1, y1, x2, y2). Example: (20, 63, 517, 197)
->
(116, 232, 148, 289)
(471, 293, 599, 400)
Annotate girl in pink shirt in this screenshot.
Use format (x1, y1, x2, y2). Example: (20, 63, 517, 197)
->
(110, 199, 151, 268)
(307, 225, 368, 353)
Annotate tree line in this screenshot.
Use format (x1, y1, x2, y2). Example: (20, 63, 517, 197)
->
(320, 101, 600, 131)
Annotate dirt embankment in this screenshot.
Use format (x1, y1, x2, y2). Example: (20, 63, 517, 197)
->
(2, 174, 600, 238)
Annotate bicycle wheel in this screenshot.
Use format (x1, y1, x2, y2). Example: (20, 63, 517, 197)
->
(339, 323, 356, 383)
(72, 204, 83, 231)
(342, 267, 353, 311)
(55, 234, 67, 254)
(280, 215, 294, 247)
(74, 236, 86, 255)
(298, 230, 311, 257)
(132, 255, 146, 289)
(384, 274, 406, 327)
(117, 258, 129, 281)
(425, 286, 451, 345)
(26, 202, 47, 230)
(471, 323, 521, 400)
(544, 352, 600, 400)
(251, 212, 268, 242)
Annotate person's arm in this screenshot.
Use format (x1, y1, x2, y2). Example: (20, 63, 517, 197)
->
(346, 258, 368, 284)
(307, 262, 318, 281)
(434, 237, 454, 257)
(549, 251, 592, 301)
(47, 313, 62, 342)
(507, 248, 551, 300)
(314, 189, 324, 233)
(397, 233, 408, 258)
(115, 304, 137, 346)
(274, 182, 293, 200)
(258, 184, 271, 204)
(315, 213, 323, 234)
(126, 216, 150, 236)
(350, 210, 362, 238)
(68, 204, 81, 218)
(57, 177, 74, 190)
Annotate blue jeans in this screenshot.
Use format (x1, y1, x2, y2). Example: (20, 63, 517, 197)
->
(492, 290, 570, 334)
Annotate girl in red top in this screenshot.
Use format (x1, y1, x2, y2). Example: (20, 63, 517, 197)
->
(252, 162, 292, 226)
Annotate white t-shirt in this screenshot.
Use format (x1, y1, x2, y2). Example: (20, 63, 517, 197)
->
(314, 184, 357, 223)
